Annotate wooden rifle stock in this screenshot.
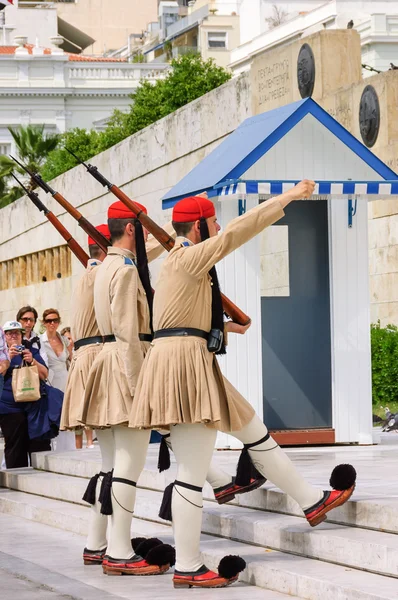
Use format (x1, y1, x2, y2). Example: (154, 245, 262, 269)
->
(11, 174, 89, 267)
(10, 156, 110, 254)
(46, 212, 90, 267)
(52, 191, 111, 254)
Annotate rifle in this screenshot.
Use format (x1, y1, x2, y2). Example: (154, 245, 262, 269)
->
(12, 173, 89, 268)
(65, 148, 251, 326)
(11, 156, 110, 254)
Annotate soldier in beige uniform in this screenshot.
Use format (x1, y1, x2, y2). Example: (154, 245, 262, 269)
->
(130, 184, 357, 589)
(60, 224, 113, 566)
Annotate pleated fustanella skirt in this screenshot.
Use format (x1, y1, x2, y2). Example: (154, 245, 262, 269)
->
(60, 344, 103, 430)
(81, 341, 151, 428)
(129, 336, 254, 432)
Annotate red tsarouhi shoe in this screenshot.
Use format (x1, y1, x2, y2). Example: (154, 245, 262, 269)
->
(103, 542, 175, 576)
(83, 547, 106, 566)
(304, 464, 357, 527)
(214, 475, 266, 505)
(173, 556, 246, 589)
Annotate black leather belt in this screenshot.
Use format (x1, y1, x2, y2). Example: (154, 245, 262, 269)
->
(74, 333, 152, 351)
(154, 328, 208, 340)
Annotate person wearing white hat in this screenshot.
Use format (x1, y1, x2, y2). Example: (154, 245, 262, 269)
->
(0, 321, 48, 468)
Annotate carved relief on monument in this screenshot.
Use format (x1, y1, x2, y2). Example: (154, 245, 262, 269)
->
(359, 85, 380, 148)
(297, 43, 315, 99)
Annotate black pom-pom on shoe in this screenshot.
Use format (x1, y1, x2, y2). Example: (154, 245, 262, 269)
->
(131, 537, 146, 553)
(135, 538, 163, 559)
(329, 464, 357, 491)
(218, 555, 246, 579)
(146, 543, 176, 567)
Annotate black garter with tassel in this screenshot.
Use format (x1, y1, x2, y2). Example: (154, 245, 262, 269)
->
(235, 434, 270, 487)
(99, 470, 113, 515)
(158, 434, 171, 473)
(82, 471, 105, 505)
(159, 480, 203, 522)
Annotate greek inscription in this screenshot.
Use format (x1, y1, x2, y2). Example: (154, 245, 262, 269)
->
(257, 60, 290, 107)
(326, 104, 352, 129)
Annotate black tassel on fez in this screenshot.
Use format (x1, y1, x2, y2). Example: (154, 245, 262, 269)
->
(235, 449, 263, 487)
(158, 482, 174, 521)
(158, 435, 171, 473)
(82, 473, 100, 505)
(218, 555, 246, 579)
(99, 470, 113, 515)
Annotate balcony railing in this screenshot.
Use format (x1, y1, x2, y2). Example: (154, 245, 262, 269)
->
(166, 4, 208, 39)
(172, 45, 199, 58)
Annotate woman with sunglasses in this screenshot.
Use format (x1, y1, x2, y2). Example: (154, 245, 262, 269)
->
(16, 306, 48, 368)
(40, 309, 74, 451)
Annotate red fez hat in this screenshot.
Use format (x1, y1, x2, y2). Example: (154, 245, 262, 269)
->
(107, 200, 147, 220)
(172, 196, 215, 223)
(88, 223, 111, 246)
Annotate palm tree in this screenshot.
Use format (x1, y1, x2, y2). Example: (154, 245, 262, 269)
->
(0, 124, 59, 207)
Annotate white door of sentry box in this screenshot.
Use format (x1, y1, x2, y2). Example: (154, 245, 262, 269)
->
(214, 195, 263, 449)
(328, 197, 373, 444)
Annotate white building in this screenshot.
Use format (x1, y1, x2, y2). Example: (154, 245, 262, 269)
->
(0, 3, 169, 158)
(230, 0, 398, 76)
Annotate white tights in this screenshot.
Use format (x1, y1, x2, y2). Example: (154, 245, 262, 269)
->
(85, 428, 114, 551)
(85, 426, 150, 559)
(170, 414, 323, 572)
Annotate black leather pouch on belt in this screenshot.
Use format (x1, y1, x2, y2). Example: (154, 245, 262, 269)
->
(207, 329, 223, 353)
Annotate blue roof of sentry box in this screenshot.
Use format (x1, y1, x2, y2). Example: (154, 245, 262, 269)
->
(162, 97, 398, 208)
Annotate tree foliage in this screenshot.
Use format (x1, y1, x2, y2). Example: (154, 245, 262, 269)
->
(0, 124, 59, 207)
(41, 54, 232, 182)
(371, 321, 398, 405)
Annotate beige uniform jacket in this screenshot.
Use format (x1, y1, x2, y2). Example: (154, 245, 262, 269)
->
(130, 197, 285, 432)
(60, 259, 102, 430)
(82, 224, 175, 429)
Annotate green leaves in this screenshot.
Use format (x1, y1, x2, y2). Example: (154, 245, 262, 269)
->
(371, 321, 398, 405)
(0, 124, 59, 207)
(41, 128, 100, 182)
(38, 54, 232, 182)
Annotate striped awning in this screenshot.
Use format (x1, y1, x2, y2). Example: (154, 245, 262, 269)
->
(208, 180, 398, 198)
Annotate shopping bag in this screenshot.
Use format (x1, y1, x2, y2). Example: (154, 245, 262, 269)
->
(12, 362, 41, 402)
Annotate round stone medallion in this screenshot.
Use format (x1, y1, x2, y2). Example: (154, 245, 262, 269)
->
(297, 43, 315, 98)
(359, 85, 380, 147)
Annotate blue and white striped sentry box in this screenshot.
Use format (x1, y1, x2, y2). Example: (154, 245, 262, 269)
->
(208, 180, 398, 199)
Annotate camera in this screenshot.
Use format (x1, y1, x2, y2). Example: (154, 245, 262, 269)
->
(15, 345, 25, 353)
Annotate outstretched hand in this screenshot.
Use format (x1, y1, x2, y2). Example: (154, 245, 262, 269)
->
(291, 179, 315, 200)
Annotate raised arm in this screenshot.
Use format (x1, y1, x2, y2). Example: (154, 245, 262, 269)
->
(178, 181, 314, 278)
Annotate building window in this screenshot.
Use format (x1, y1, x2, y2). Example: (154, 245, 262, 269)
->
(207, 31, 227, 49)
(0, 143, 11, 156)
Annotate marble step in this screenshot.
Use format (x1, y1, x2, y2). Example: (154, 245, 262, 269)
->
(32, 450, 398, 534)
(0, 512, 291, 600)
(0, 489, 397, 600)
(1, 468, 398, 579)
